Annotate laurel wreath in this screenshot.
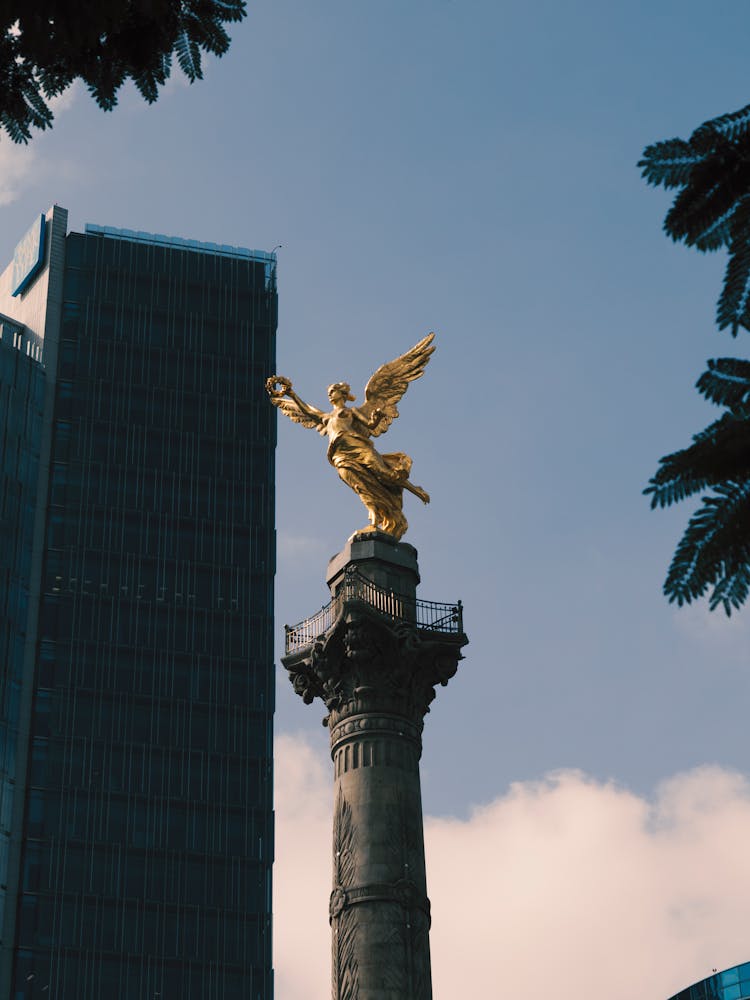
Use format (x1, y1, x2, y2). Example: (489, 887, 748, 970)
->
(266, 375, 292, 398)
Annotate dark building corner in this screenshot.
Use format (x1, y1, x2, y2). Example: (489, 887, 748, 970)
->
(0, 210, 277, 999)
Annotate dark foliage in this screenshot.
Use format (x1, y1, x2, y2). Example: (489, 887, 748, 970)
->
(644, 359, 750, 614)
(641, 104, 750, 613)
(639, 103, 750, 336)
(0, 0, 246, 143)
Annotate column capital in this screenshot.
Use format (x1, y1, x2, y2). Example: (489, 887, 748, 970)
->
(282, 532, 467, 729)
(283, 602, 466, 729)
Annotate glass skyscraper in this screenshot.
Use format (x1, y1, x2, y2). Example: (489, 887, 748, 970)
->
(668, 963, 750, 1000)
(0, 207, 277, 998)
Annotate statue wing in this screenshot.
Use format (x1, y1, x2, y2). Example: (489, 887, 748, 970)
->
(268, 393, 325, 430)
(361, 332, 435, 437)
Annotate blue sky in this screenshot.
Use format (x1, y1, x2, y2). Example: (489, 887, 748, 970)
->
(2, 0, 750, 833)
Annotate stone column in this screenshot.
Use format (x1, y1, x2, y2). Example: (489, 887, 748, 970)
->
(283, 530, 467, 1000)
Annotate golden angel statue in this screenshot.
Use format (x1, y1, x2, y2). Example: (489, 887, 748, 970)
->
(266, 333, 435, 541)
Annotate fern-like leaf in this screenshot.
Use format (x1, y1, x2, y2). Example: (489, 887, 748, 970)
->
(0, 34, 55, 141)
(640, 102, 750, 339)
(645, 411, 750, 508)
(663, 482, 750, 614)
(131, 52, 171, 104)
(665, 153, 750, 247)
(693, 207, 735, 251)
(643, 103, 750, 613)
(713, 199, 750, 334)
(708, 558, 750, 613)
(174, 26, 203, 80)
(717, 232, 750, 335)
(697, 358, 750, 410)
(86, 56, 128, 110)
(694, 103, 750, 144)
(638, 138, 706, 189)
(209, 0, 246, 20)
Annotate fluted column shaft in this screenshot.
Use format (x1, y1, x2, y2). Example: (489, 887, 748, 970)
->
(329, 706, 431, 1000)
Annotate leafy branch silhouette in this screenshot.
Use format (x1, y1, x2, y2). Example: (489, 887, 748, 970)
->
(1, 0, 246, 142)
(641, 104, 750, 613)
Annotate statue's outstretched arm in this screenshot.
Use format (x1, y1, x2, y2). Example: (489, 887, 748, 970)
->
(286, 387, 324, 424)
(266, 376, 326, 430)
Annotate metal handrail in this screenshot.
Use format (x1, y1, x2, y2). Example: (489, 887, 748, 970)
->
(284, 569, 463, 654)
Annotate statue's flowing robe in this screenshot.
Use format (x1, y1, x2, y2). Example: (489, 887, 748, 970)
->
(326, 430, 411, 539)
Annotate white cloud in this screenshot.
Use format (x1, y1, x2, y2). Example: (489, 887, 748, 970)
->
(0, 142, 36, 206)
(0, 81, 80, 205)
(674, 602, 750, 664)
(273, 734, 331, 999)
(274, 733, 750, 1000)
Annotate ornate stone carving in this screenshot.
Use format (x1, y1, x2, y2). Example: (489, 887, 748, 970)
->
(328, 879, 430, 921)
(329, 887, 348, 920)
(334, 905, 359, 1000)
(329, 713, 421, 747)
(283, 599, 464, 730)
(333, 790, 357, 889)
(332, 791, 359, 999)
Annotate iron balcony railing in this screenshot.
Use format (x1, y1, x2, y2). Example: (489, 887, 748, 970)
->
(284, 568, 463, 655)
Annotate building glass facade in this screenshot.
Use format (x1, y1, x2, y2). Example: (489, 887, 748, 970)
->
(0, 215, 277, 999)
(669, 964, 750, 1000)
(0, 318, 46, 953)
